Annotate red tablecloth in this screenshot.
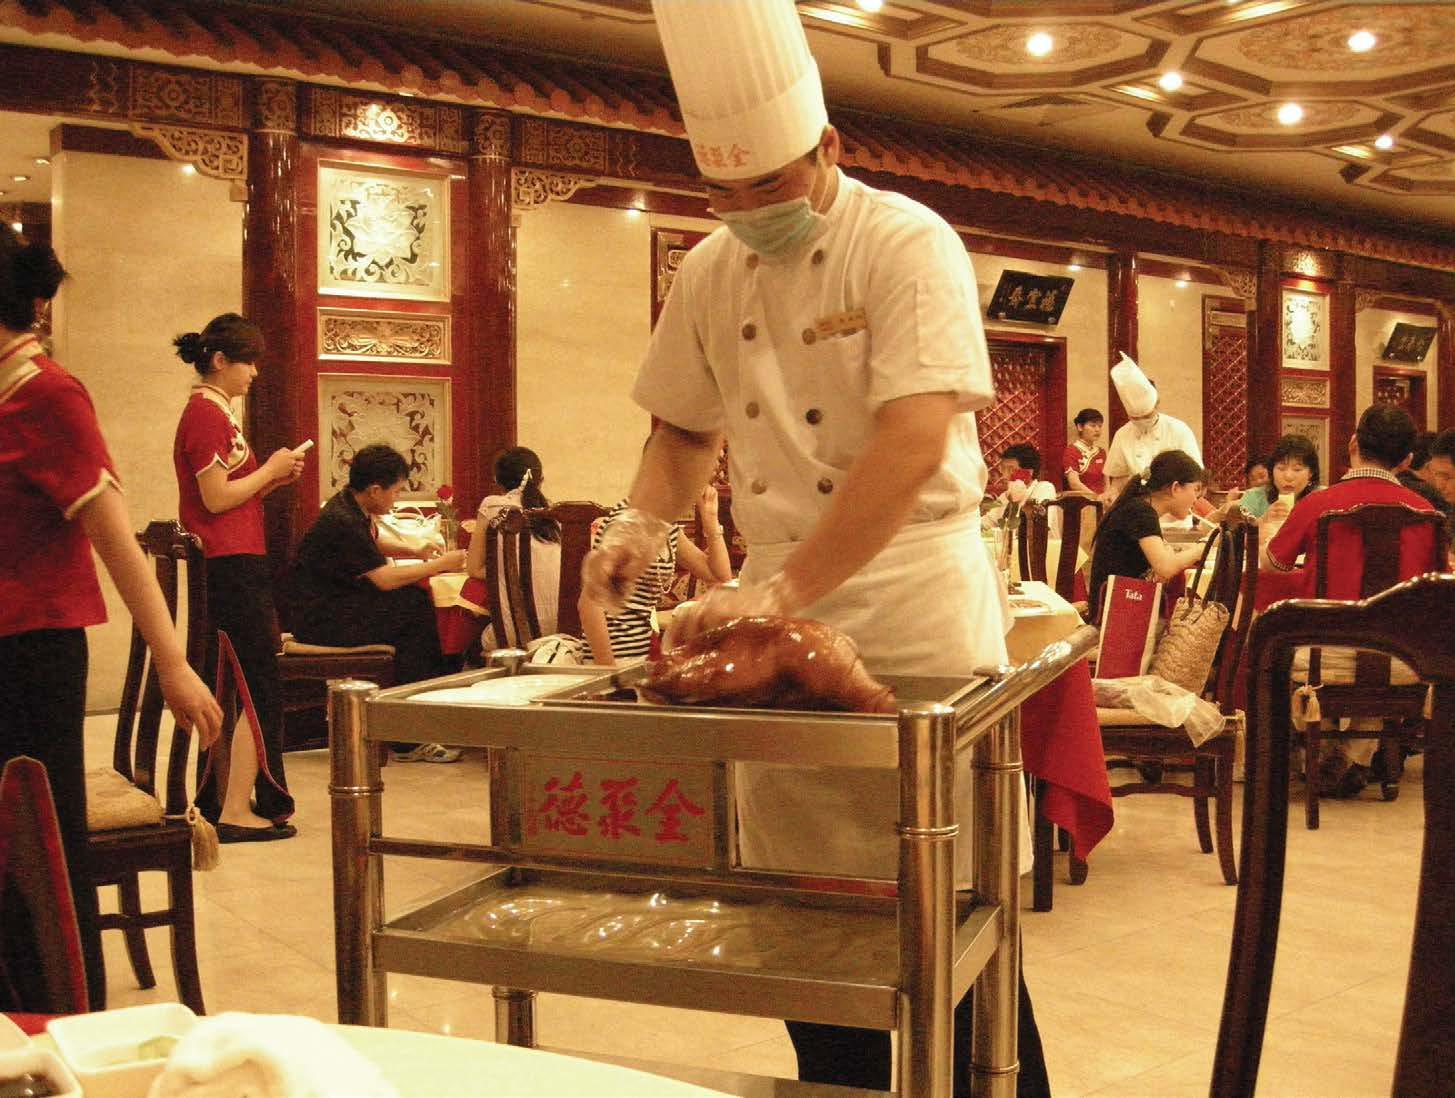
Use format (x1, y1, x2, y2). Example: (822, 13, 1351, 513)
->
(1021, 659, 1112, 860)
(437, 576, 490, 655)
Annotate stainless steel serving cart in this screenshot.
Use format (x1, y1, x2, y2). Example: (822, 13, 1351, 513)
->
(330, 626, 1096, 1098)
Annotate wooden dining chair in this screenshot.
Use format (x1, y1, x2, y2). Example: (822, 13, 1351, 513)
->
(90, 520, 206, 1012)
(0, 757, 89, 1015)
(1094, 521, 1257, 887)
(1015, 502, 1050, 584)
(1046, 494, 1102, 603)
(1299, 503, 1448, 827)
(1214, 573, 1455, 1098)
(484, 502, 608, 651)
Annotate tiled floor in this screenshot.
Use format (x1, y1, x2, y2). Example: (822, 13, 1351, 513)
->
(90, 716, 1418, 1096)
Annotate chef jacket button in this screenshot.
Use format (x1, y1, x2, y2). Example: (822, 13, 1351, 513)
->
(741, 323, 757, 341)
(802, 328, 817, 345)
(816, 477, 834, 494)
(805, 408, 822, 425)
(811, 249, 825, 266)
(751, 478, 768, 495)
(746, 253, 759, 270)
(745, 401, 760, 418)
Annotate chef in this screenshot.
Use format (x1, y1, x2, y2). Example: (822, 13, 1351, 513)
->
(581, 1, 1049, 1093)
(1102, 352, 1202, 496)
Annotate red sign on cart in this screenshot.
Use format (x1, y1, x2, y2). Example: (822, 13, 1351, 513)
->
(517, 756, 716, 867)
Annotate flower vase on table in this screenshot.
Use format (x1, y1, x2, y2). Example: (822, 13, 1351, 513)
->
(436, 484, 459, 552)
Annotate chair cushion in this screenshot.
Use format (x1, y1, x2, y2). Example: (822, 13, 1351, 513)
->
(1096, 707, 1156, 727)
(85, 767, 163, 832)
(279, 638, 396, 657)
(1291, 646, 1419, 685)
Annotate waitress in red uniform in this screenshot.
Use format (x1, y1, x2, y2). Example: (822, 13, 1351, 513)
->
(0, 229, 222, 1008)
(173, 313, 301, 841)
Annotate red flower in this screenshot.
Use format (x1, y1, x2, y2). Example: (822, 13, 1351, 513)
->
(437, 484, 455, 502)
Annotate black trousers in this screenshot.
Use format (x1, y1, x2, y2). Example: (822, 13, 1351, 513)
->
(787, 969, 1051, 1097)
(293, 584, 445, 685)
(196, 555, 294, 824)
(0, 628, 105, 1010)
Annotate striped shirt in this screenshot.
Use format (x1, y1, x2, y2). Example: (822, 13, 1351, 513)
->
(586, 499, 681, 662)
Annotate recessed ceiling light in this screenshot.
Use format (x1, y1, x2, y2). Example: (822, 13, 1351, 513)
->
(1026, 32, 1054, 57)
(1158, 71, 1184, 92)
(1175, 276, 1190, 288)
(1068, 263, 1082, 272)
(10, 174, 28, 183)
(1374, 133, 1394, 150)
(856, 0, 884, 11)
(181, 163, 196, 176)
(33, 157, 49, 167)
(9, 221, 20, 234)
(1347, 30, 1376, 53)
(1276, 102, 1304, 126)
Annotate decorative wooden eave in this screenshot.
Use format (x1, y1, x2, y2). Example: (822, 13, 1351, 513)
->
(3, 0, 1454, 272)
(0, 0, 686, 135)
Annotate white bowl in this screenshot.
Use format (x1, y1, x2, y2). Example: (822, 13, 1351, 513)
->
(0, 1046, 82, 1098)
(47, 1003, 196, 1098)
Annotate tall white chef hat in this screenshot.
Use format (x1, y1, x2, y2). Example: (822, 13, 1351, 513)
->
(652, 0, 829, 180)
(1111, 352, 1158, 419)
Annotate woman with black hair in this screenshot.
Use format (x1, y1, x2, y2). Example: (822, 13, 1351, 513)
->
(0, 228, 222, 1007)
(1088, 448, 1210, 618)
(467, 446, 564, 642)
(1239, 433, 1320, 524)
(172, 313, 303, 841)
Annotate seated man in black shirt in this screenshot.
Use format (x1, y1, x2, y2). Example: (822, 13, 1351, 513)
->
(289, 444, 466, 762)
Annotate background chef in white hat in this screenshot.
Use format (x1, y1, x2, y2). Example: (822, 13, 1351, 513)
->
(1102, 352, 1203, 496)
(581, 1, 1051, 1093)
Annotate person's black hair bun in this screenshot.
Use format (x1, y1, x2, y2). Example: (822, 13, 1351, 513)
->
(173, 331, 206, 365)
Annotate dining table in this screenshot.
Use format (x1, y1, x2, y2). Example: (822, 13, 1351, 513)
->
(1008, 580, 1114, 865)
(17, 1015, 731, 1098)
(429, 571, 490, 656)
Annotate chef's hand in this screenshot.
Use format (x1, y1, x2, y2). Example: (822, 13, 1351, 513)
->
(580, 508, 673, 613)
(663, 572, 805, 651)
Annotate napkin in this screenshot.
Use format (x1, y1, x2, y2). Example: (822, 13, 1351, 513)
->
(147, 1013, 398, 1098)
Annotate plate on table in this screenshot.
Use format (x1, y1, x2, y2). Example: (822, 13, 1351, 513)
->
(1008, 597, 1054, 616)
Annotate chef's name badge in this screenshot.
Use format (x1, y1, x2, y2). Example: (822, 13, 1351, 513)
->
(813, 307, 867, 341)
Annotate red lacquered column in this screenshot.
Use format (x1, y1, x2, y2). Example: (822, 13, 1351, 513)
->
(244, 78, 303, 591)
(468, 110, 518, 482)
(1107, 249, 1138, 435)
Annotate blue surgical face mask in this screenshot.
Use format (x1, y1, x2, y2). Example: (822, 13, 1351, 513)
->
(717, 159, 829, 257)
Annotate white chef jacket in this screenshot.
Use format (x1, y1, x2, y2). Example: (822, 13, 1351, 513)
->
(634, 170, 1020, 884)
(1103, 411, 1202, 482)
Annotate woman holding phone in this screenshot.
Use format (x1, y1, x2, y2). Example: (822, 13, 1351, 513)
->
(173, 313, 302, 841)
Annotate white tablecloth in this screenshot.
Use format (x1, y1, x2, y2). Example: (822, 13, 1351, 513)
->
(342, 1026, 731, 1098)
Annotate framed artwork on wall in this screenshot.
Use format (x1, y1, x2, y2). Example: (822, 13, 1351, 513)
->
(1281, 413, 1330, 479)
(1281, 289, 1328, 370)
(318, 163, 451, 301)
(317, 373, 451, 500)
(317, 307, 451, 365)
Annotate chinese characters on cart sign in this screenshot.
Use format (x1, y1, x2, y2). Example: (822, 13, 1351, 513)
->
(524, 763, 711, 859)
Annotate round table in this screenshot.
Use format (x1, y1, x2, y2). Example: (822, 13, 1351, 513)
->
(337, 1025, 730, 1098)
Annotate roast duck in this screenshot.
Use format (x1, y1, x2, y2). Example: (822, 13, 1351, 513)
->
(638, 616, 897, 714)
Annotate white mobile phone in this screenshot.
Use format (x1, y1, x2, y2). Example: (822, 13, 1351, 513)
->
(294, 439, 315, 455)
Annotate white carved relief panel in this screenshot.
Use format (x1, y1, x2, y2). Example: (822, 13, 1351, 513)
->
(1281, 289, 1329, 370)
(317, 308, 450, 365)
(318, 163, 450, 301)
(318, 374, 451, 500)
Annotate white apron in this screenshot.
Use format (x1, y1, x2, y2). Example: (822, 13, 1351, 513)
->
(734, 512, 1029, 885)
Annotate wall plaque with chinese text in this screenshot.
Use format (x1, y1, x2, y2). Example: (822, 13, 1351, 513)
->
(987, 270, 1074, 325)
(1382, 322, 1436, 363)
(517, 756, 716, 868)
